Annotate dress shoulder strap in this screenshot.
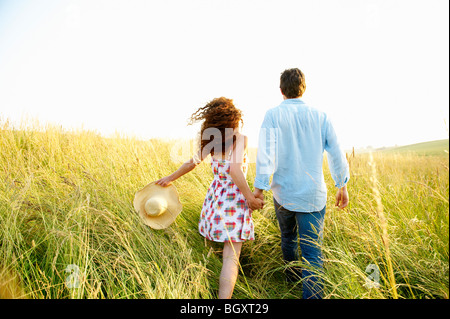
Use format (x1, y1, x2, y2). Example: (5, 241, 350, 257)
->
(227, 147, 233, 161)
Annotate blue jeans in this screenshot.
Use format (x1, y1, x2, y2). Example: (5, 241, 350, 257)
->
(274, 198, 326, 299)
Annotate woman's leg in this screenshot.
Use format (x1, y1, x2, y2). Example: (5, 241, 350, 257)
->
(218, 241, 243, 299)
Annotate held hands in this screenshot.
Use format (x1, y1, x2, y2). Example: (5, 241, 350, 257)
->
(248, 196, 264, 211)
(253, 188, 264, 201)
(248, 188, 265, 211)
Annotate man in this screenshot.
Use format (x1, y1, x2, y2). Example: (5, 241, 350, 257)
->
(253, 68, 350, 299)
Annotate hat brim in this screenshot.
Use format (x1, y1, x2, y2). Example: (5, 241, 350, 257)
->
(133, 182, 183, 229)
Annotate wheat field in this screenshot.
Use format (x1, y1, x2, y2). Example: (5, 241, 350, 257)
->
(0, 119, 448, 299)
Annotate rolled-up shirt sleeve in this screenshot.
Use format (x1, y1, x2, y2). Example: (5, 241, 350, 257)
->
(254, 111, 277, 191)
(324, 116, 350, 188)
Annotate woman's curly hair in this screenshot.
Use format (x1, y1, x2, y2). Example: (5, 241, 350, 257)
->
(189, 97, 243, 157)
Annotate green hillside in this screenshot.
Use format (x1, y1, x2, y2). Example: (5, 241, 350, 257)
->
(382, 139, 449, 156)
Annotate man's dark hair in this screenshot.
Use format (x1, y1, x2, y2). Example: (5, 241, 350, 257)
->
(280, 68, 306, 98)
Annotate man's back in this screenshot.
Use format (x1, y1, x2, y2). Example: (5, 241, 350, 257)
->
(254, 98, 349, 212)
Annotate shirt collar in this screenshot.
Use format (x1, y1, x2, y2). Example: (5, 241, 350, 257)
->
(281, 98, 304, 105)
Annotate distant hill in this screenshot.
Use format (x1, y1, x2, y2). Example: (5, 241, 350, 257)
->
(381, 139, 449, 156)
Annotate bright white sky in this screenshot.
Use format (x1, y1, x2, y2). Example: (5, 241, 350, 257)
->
(0, 0, 448, 150)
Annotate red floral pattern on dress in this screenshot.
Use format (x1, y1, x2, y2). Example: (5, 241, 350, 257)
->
(198, 152, 254, 242)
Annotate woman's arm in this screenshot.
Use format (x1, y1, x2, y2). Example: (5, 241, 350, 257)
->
(155, 151, 203, 187)
(229, 135, 264, 210)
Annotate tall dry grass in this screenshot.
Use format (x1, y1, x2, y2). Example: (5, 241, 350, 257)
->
(318, 151, 448, 298)
(0, 118, 448, 298)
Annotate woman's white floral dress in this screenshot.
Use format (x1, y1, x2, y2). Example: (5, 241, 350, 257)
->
(198, 152, 254, 242)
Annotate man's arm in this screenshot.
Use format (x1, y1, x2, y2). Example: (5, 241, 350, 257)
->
(324, 115, 350, 209)
(254, 111, 277, 194)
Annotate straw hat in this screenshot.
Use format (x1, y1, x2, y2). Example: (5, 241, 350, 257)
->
(133, 182, 183, 229)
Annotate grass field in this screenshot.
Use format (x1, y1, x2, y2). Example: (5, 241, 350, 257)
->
(0, 120, 448, 299)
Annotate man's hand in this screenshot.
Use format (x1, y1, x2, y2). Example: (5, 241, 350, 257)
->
(335, 185, 349, 209)
(155, 175, 173, 187)
(253, 188, 264, 201)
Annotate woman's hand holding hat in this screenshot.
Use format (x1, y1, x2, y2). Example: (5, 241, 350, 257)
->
(155, 175, 173, 187)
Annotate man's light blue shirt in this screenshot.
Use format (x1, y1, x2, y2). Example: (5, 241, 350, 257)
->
(254, 98, 350, 212)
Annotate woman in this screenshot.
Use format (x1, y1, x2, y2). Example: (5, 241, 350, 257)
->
(156, 97, 263, 299)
